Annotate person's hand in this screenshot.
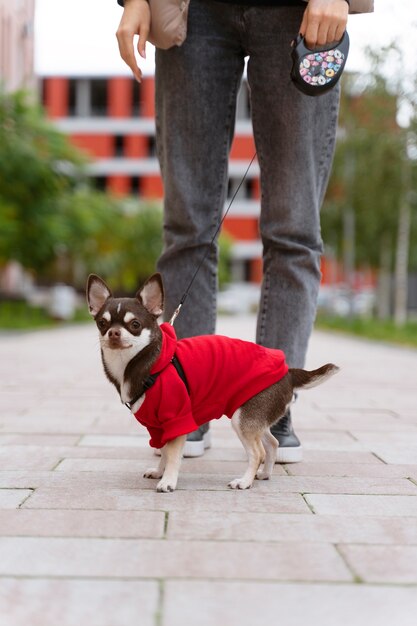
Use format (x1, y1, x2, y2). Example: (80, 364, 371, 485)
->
(116, 0, 151, 82)
(300, 0, 349, 48)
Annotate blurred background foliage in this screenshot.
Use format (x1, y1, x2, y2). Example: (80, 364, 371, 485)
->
(0, 88, 231, 295)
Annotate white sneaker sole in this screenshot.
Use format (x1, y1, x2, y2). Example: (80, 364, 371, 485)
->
(154, 431, 212, 458)
(276, 445, 303, 464)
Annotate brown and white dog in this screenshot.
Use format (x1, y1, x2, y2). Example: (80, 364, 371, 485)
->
(87, 273, 338, 493)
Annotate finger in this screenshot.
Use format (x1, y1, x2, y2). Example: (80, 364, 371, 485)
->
(304, 21, 320, 48)
(299, 12, 308, 37)
(334, 23, 346, 42)
(137, 24, 149, 59)
(326, 24, 338, 45)
(316, 20, 331, 46)
(116, 31, 142, 81)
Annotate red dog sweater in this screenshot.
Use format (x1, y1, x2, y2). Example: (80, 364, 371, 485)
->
(133, 323, 289, 448)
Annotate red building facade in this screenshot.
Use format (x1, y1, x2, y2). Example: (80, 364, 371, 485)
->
(41, 74, 263, 283)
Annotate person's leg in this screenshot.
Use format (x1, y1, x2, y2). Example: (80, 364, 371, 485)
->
(155, 0, 245, 339)
(245, 6, 340, 461)
(155, 0, 245, 455)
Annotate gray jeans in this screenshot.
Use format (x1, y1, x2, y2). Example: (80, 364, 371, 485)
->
(155, 0, 340, 368)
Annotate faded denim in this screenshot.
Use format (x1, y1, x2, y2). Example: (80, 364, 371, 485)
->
(155, 0, 340, 368)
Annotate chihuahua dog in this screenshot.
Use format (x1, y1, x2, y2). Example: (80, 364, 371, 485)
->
(87, 273, 338, 493)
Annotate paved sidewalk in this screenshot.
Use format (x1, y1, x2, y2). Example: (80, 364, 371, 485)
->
(0, 316, 417, 626)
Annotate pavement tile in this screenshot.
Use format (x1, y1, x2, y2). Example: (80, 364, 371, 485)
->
(0, 578, 158, 626)
(0, 489, 32, 509)
(0, 448, 61, 471)
(339, 545, 417, 583)
(0, 509, 165, 538)
(5, 443, 153, 460)
(285, 462, 417, 478)
(79, 435, 148, 447)
(0, 417, 97, 435)
(167, 511, 417, 544)
(350, 430, 417, 444)
(367, 446, 417, 465)
(23, 487, 310, 513)
(0, 537, 352, 581)
(305, 494, 417, 516)
(162, 581, 417, 626)
(0, 434, 81, 446)
(324, 411, 408, 431)
(297, 450, 382, 464)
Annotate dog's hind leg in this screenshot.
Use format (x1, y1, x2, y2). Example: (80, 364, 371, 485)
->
(228, 410, 263, 490)
(256, 430, 278, 480)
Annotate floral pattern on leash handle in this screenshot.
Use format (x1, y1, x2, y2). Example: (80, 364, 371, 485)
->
(290, 31, 350, 97)
(299, 48, 345, 87)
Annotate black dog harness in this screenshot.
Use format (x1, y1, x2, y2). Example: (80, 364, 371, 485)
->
(124, 354, 189, 411)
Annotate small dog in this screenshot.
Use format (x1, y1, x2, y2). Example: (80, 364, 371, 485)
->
(87, 273, 338, 493)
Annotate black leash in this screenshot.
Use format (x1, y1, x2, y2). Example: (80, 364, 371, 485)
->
(126, 153, 257, 410)
(169, 152, 257, 326)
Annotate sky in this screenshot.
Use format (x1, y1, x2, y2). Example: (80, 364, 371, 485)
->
(34, 0, 417, 78)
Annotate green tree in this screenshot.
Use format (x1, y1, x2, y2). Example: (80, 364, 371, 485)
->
(322, 45, 417, 321)
(0, 89, 85, 273)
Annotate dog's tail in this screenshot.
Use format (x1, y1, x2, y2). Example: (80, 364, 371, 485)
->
(289, 363, 339, 390)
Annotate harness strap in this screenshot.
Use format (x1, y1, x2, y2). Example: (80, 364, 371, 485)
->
(125, 354, 189, 411)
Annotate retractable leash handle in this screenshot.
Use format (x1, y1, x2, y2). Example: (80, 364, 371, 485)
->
(168, 153, 257, 326)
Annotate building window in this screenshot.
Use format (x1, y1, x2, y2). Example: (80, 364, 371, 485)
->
(132, 79, 141, 116)
(227, 178, 253, 200)
(90, 79, 108, 116)
(93, 176, 107, 191)
(148, 136, 157, 157)
(131, 176, 140, 194)
(68, 79, 77, 117)
(114, 135, 124, 157)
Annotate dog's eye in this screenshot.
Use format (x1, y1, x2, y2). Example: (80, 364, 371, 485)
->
(98, 318, 108, 329)
(130, 320, 141, 330)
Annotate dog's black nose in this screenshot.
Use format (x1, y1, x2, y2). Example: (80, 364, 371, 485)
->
(108, 328, 121, 339)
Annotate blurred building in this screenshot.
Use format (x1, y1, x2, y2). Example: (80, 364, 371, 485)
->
(40, 74, 263, 283)
(0, 0, 35, 91)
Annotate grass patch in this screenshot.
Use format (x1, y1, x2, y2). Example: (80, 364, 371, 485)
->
(0, 300, 90, 331)
(316, 314, 417, 348)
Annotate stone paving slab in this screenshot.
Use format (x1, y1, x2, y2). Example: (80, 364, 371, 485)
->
(0, 578, 159, 626)
(306, 493, 417, 516)
(0, 509, 165, 538)
(0, 537, 352, 581)
(0, 489, 33, 509)
(162, 581, 417, 626)
(166, 511, 417, 545)
(1, 317, 417, 625)
(339, 545, 417, 583)
(285, 462, 417, 478)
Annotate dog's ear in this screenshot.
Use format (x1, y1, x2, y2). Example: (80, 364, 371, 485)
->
(137, 273, 164, 317)
(86, 274, 112, 316)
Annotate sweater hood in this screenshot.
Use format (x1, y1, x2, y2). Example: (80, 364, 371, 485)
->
(150, 323, 178, 374)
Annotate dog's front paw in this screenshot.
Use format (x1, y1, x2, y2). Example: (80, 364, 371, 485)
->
(143, 468, 164, 479)
(228, 478, 252, 490)
(156, 478, 177, 493)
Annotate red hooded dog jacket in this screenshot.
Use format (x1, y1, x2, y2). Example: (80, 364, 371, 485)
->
(133, 323, 289, 448)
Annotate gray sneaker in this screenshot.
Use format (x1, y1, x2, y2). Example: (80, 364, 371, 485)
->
(183, 423, 211, 457)
(271, 409, 303, 463)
